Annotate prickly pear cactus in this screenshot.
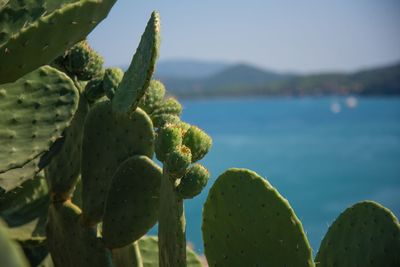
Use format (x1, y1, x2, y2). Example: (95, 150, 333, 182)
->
(0, 0, 117, 83)
(102, 155, 162, 248)
(315, 201, 400, 267)
(202, 168, 314, 267)
(81, 101, 154, 225)
(0, 66, 79, 191)
(112, 11, 160, 115)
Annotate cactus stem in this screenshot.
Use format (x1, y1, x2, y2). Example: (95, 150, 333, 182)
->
(158, 167, 186, 267)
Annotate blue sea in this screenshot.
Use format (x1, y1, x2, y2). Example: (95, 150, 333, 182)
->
(150, 97, 400, 256)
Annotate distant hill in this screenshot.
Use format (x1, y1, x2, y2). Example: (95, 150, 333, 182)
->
(155, 59, 228, 79)
(153, 60, 400, 98)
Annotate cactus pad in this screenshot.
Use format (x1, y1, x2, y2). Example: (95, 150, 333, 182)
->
(0, 0, 116, 83)
(112, 11, 160, 115)
(45, 95, 89, 201)
(202, 168, 314, 267)
(47, 201, 113, 267)
(0, 220, 29, 267)
(0, 66, 79, 191)
(139, 236, 203, 267)
(315, 201, 400, 267)
(102, 155, 162, 248)
(81, 101, 154, 225)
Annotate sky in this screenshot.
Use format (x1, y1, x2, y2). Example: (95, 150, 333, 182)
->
(88, 0, 400, 73)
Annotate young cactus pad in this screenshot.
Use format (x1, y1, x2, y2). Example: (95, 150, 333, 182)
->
(112, 11, 160, 115)
(81, 101, 154, 225)
(0, 66, 79, 191)
(102, 155, 162, 249)
(0, 0, 117, 83)
(202, 168, 314, 267)
(47, 201, 113, 267)
(315, 201, 400, 267)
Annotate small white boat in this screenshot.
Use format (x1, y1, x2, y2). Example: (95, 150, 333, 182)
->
(345, 96, 358, 108)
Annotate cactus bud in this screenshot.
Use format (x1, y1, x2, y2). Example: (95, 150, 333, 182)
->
(155, 124, 183, 162)
(103, 67, 124, 100)
(183, 126, 212, 162)
(152, 97, 182, 117)
(165, 145, 192, 178)
(177, 164, 210, 199)
(63, 40, 104, 80)
(84, 78, 104, 102)
(152, 114, 181, 128)
(139, 80, 166, 114)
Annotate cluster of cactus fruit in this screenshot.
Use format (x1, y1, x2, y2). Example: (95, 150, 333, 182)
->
(0, 1, 399, 267)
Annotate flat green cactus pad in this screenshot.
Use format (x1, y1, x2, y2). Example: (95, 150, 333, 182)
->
(0, 220, 29, 267)
(45, 95, 89, 201)
(47, 201, 113, 267)
(138, 236, 203, 267)
(81, 101, 154, 225)
(112, 242, 143, 267)
(0, 0, 117, 83)
(202, 168, 314, 267)
(112, 11, 160, 115)
(315, 201, 400, 267)
(102, 155, 162, 248)
(0, 66, 79, 191)
(0, 176, 49, 246)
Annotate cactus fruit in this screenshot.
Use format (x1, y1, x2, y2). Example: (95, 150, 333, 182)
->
(202, 168, 314, 267)
(56, 40, 104, 80)
(0, 66, 79, 191)
(139, 236, 203, 267)
(138, 80, 166, 114)
(44, 96, 89, 202)
(81, 101, 154, 225)
(182, 126, 212, 162)
(315, 201, 400, 267)
(84, 77, 104, 102)
(102, 155, 162, 248)
(103, 67, 124, 100)
(152, 97, 182, 117)
(177, 164, 210, 199)
(165, 146, 192, 179)
(112, 11, 160, 115)
(0, 220, 29, 267)
(155, 124, 183, 162)
(47, 201, 113, 267)
(152, 114, 181, 129)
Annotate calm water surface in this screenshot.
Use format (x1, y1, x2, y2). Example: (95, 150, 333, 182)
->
(150, 97, 400, 255)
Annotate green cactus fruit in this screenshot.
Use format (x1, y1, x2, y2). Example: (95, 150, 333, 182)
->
(138, 80, 166, 114)
(47, 201, 113, 267)
(60, 40, 104, 80)
(0, 66, 79, 191)
(155, 124, 183, 162)
(138, 236, 203, 267)
(0, 176, 49, 246)
(102, 155, 162, 248)
(84, 77, 104, 102)
(0, 219, 29, 267)
(315, 201, 400, 267)
(112, 241, 143, 267)
(81, 101, 154, 225)
(165, 146, 192, 178)
(177, 164, 209, 199)
(0, 0, 117, 84)
(44, 95, 89, 202)
(152, 97, 182, 117)
(112, 11, 160, 115)
(103, 67, 124, 100)
(152, 114, 181, 129)
(202, 168, 314, 267)
(182, 126, 212, 162)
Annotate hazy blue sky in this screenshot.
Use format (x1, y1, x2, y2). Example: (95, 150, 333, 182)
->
(89, 0, 400, 73)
